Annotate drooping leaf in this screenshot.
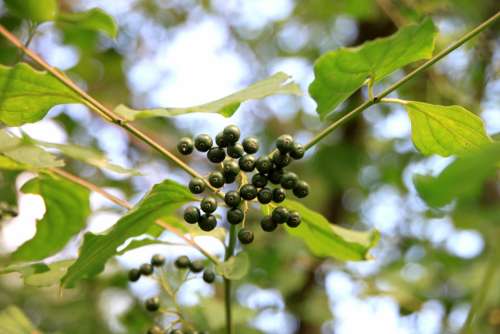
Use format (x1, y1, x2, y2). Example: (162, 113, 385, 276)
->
(406, 101, 491, 156)
(57, 8, 118, 39)
(4, 0, 58, 22)
(61, 180, 195, 288)
(309, 18, 437, 119)
(0, 155, 28, 170)
(0, 260, 75, 287)
(216, 251, 250, 280)
(11, 174, 90, 262)
(114, 72, 301, 121)
(0, 63, 82, 126)
(282, 200, 380, 261)
(414, 142, 500, 207)
(0, 306, 40, 334)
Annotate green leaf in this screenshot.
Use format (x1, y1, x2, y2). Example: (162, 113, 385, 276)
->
(0, 63, 82, 126)
(414, 142, 500, 207)
(0, 130, 64, 169)
(61, 179, 195, 288)
(57, 8, 118, 39)
(0, 260, 75, 287)
(309, 18, 437, 119)
(406, 101, 492, 156)
(0, 306, 40, 334)
(4, 0, 58, 22)
(11, 174, 90, 262)
(114, 72, 301, 121)
(282, 200, 380, 261)
(216, 251, 250, 280)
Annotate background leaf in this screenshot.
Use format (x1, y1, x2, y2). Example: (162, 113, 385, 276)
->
(0, 260, 75, 287)
(57, 8, 118, 39)
(0, 306, 40, 334)
(4, 0, 58, 22)
(216, 251, 250, 280)
(309, 18, 437, 119)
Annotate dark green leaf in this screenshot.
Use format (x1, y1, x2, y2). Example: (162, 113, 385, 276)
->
(57, 8, 118, 39)
(0, 306, 40, 334)
(216, 251, 250, 280)
(4, 0, 58, 22)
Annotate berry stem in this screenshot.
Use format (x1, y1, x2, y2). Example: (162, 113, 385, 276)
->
(224, 224, 238, 334)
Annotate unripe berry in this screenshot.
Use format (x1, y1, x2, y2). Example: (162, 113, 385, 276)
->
(199, 214, 217, 231)
(227, 143, 244, 158)
(280, 171, 298, 189)
(189, 177, 205, 194)
(260, 215, 277, 232)
(139, 263, 154, 276)
(200, 196, 217, 213)
(177, 137, 194, 155)
(215, 132, 228, 147)
(268, 168, 284, 184)
(242, 136, 259, 154)
(203, 268, 216, 283)
(207, 147, 226, 163)
(227, 208, 244, 225)
(287, 211, 301, 228)
(224, 191, 241, 207)
(222, 160, 240, 177)
(189, 260, 204, 273)
(290, 143, 305, 159)
(145, 296, 160, 312)
(238, 228, 254, 244)
(240, 184, 257, 200)
(151, 254, 165, 267)
(251, 173, 268, 188)
(239, 154, 256, 172)
(271, 206, 289, 224)
(194, 134, 213, 152)
(255, 156, 273, 174)
(272, 151, 291, 168)
(257, 187, 273, 204)
(272, 187, 286, 203)
(184, 206, 200, 224)
(175, 256, 190, 269)
(208, 171, 224, 188)
(276, 134, 294, 154)
(128, 268, 141, 282)
(222, 125, 240, 144)
(293, 180, 310, 198)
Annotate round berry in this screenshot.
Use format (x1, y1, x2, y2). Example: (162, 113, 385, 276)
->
(208, 171, 225, 188)
(224, 191, 241, 208)
(145, 296, 160, 312)
(222, 125, 240, 144)
(257, 187, 273, 204)
(139, 263, 154, 276)
(260, 215, 277, 232)
(194, 134, 213, 152)
(147, 325, 164, 334)
(189, 260, 204, 273)
(238, 229, 254, 244)
(293, 180, 310, 198)
(268, 168, 284, 184)
(255, 156, 273, 174)
(200, 196, 218, 213)
(203, 269, 216, 283)
(227, 208, 244, 225)
(290, 143, 305, 160)
(240, 184, 257, 200)
(151, 254, 165, 267)
(184, 206, 200, 224)
(242, 136, 259, 154)
(199, 214, 217, 231)
(128, 268, 141, 282)
(281, 171, 298, 189)
(272, 187, 286, 203)
(272, 151, 291, 168)
(251, 173, 268, 188)
(223, 172, 236, 184)
(271, 206, 289, 224)
(175, 256, 190, 269)
(227, 143, 244, 158)
(215, 132, 227, 147)
(287, 211, 301, 228)
(276, 134, 294, 154)
(222, 160, 240, 177)
(177, 137, 194, 155)
(207, 147, 226, 163)
(189, 177, 205, 194)
(239, 154, 256, 172)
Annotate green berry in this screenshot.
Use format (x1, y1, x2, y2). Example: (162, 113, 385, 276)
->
(200, 196, 217, 213)
(260, 216, 277, 232)
(177, 137, 194, 155)
(184, 206, 200, 224)
(240, 184, 257, 200)
(199, 214, 217, 231)
(239, 154, 256, 172)
(194, 134, 213, 152)
(251, 173, 268, 188)
(224, 191, 241, 207)
(207, 147, 226, 163)
(281, 171, 298, 189)
(227, 208, 244, 224)
(268, 168, 284, 184)
(293, 180, 310, 198)
(189, 260, 204, 273)
(272, 187, 286, 203)
(145, 296, 160, 312)
(151, 254, 165, 267)
(147, 325, 164, 334)
(290, 143, 305, 159)
(242, 136, 259, 154)
(271, 206, 289, 224)
(255, 156, 273, 174)
(215, 132, 228, 147)
(203, 269, 216, 283)
(139, 263, 154, 276)
(128, 268, 141, 282)
(257, 187, 273, 204)
(287, 211, 301, 228)
(276, 134, 294, 154)
(227, 143, 244, 158)
(208, 171, 225, 188)
(223, 172, 236, 184)
(222, 160, 240, 176)
(222, 125, 240, 144)
(238, 228, 254, 244)
(175, 256, 190, 269)
(272, 151, 291, 168)
(189, 177, 205, 194)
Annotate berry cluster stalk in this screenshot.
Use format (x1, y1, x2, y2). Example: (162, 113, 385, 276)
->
(224, 225, 238, 334)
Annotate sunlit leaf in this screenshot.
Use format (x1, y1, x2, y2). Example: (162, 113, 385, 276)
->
(0, 306, 40, 334)
(62, 179, 195, 288)
(309, 18, 437, 119)
(0, 63, 81, 126)
(283, 200, 380, 261)
(11, 174, 90, 262)
(114, 72, 301, 121)
(216, 251, 250, 280)
(0, 260, 75, 287)
(4, 0, 58, 22)
(57, 8, 118, 39)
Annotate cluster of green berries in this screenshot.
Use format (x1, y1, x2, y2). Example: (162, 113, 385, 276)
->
(178, 125, 309, 244)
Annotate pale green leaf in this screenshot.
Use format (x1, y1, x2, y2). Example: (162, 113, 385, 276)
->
(216, 251, 250, 280)
(61, 179, 195, 288)
(0, 155, 28, 170)
(57, 8, 118, 39)
(0, 63, 82, 126)
(283, 200, 380, 261)
(0, 306, 40, 334)
(11, 174, 90, 262)
(0, 260, 75, 287)
(5, 0, 58, 22)
(114, 72, 301, 121)
(406, 101, 492, 156)
(309, 18, 437, 119)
